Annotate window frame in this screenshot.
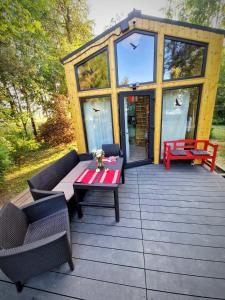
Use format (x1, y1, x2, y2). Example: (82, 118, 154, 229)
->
(114, 29, 158, 87)
(162, 36, 208, 82)
(75, 47, 111, 92)
(80, 94, 114, 152)
(159, 84, 202, 159)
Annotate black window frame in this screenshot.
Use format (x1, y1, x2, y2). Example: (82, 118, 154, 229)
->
(162, 36, 208, 82)
(114, 29, 157, 87)
(80, 94, 114, 152)
(75, 47, 111, 92)
(159, 84, 202, 159)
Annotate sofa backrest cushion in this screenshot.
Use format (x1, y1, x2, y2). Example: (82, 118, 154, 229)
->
(0, 203, 28, 249)
(27, 150, 79, 191)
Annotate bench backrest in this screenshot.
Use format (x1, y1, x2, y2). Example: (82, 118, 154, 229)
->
(164, 139, 209, 150)
(27, 150, 79, 191)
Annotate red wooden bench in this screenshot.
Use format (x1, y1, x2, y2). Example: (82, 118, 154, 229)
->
(163, 139, 218, 172)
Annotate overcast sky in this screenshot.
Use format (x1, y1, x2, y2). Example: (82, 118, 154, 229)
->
(88, 0, 169, 35)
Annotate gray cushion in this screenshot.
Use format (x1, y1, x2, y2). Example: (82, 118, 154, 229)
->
(52, 160, 91, 201)
(52, 182, 74, 201)
(24, 209, 69, 244)
(190, 149, 210, 156)
(0, 203, 28, 249)
(170, 150, 187, 156)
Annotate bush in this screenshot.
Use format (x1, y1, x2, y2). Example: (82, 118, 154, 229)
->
(5, 128, 40, 162)
(0, 140, 11, 186)
(38, 94, 75, 146)
(10, 138, 40, 162)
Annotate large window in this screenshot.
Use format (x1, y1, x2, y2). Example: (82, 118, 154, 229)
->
(76, 49, 110, 90)
(161, 86, 200, 156)
(116, 31, 155, 86)
(163, 38, 206, 80)
(81, 96, 113, 152)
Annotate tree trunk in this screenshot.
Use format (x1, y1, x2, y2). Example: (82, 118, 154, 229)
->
(12, 85, 28, 136)
(25, 96, 38, 138)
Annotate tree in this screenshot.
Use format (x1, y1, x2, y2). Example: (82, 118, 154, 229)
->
(162, 0, 225, 27)
(162, 0, 225, 124)
(38, 94, 75, 146)
(0, 0, 93, 139)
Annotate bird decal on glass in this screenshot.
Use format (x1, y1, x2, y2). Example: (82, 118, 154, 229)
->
(130, 42, 139, 50)
(175, 98, 182, 106)
(93, 108, 100, 112)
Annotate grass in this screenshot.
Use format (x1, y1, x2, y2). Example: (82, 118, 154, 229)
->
(0, 142, 77, 206)
(210, 125, 225, 169)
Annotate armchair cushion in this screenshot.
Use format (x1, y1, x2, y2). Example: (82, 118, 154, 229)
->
(24, 209, 70, 244)
(0, 203, 28, 249)
(22, 193, 66, 223)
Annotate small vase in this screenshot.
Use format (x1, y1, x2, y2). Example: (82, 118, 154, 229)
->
(97, 157, 104, 170)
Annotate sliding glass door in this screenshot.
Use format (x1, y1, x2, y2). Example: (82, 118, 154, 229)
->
(81, 96, 113, 152)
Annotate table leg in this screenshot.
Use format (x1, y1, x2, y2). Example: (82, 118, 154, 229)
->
(114, 189, 120, 222)
(74, 189, 83, 218)
(122, 167, 125, 184)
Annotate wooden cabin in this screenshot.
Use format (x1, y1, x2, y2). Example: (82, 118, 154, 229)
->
(62, 9, 224, 168)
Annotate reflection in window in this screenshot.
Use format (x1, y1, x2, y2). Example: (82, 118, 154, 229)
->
(77, 50, 110, 90)
(161, 87, 200, 156)
(163, 38, 206, 80)
(116, 32, 155, 85)
(82, 97, 113, 151)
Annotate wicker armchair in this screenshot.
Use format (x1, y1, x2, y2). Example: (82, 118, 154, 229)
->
(102, 144, 123, 157)
(0, 194, 74, 293)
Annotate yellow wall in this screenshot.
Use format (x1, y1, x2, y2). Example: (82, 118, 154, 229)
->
(64, 17, 224, 164)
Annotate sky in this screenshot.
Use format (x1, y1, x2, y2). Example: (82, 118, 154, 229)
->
(88, 0, 168, 35)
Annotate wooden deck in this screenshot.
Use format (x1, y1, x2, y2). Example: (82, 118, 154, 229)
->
(1, 164, 225, 299)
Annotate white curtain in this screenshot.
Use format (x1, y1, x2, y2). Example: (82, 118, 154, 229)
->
(124, 97, 130, 159)
(161, 90, 190, 157)
(83, 98, 113, 152)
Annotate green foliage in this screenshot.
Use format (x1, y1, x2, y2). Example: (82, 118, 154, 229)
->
(0, 139, 11, 185)
(210, 125, 225, 141)
(162, 0, 225, 27)
(78, 51, 110, 90)
(162, 0, 225, 125)
(0, 0, 93, 173)
(38, 94, 75, 146)
(9, 137, 40, 162)
(213, 50, 225, 125)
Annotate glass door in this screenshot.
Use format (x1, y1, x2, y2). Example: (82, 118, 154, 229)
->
(119, 91, 155, 167)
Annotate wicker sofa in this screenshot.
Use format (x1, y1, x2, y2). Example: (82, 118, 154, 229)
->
(27, 150, 92, 212)
(0, 194, 73, 292)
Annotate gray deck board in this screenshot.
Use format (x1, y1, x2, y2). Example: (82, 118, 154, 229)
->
(1, 164, 225, 299)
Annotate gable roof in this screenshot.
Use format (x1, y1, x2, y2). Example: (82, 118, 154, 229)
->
(61, 9, 225, 64)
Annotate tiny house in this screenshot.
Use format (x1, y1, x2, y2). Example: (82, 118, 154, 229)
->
(62, 10, 224, 167)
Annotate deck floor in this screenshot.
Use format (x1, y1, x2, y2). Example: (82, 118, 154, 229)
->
(1, 164, 225, 299)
